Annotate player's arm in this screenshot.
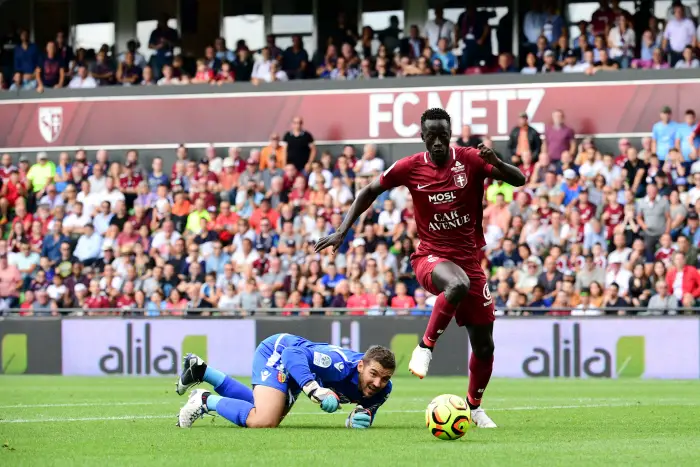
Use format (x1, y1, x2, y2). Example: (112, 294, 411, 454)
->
(477, 144, 526, 187)
(314, 178, 387, 254)
(280, 347, 341, 413)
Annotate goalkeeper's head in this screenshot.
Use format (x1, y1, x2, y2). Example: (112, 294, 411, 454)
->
(357, 345, 396, 398)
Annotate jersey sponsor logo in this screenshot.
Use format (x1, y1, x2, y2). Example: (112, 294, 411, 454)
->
(428, 191, 456, 204)
(451, 161, 465, 172)
(427, 255, 440, 263)
(261, 370, 271, 381)
(334, 362, 345, 372)
(313, 352, 332, 368)
(454, 173, 467, 188)
(277, 371, 287, 383)
(428, 210, 471, 231)
(38, 107, 63, 143)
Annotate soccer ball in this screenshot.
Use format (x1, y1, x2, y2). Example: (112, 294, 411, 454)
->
(425, 394, 471, 440)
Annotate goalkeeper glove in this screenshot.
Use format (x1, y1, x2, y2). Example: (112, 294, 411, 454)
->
(303, 381, 340, 413)
(346, 406, 372, 429)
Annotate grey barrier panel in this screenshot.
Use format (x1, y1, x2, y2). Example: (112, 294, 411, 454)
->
(0, 318, 62, 374)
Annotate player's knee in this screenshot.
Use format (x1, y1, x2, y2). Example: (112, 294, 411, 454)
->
(246, 415, 280, 429)
(473, 341, 495, 359)
(444, 277, 470, 303)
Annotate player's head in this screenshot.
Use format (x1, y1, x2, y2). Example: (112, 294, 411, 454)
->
(420, 108, 452, 164)
(357, 345, 395, 397)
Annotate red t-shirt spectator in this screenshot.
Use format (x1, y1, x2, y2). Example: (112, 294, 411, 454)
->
(195, 171, 218, 185)
(591, 8, 616, 35)
(4, 180, 27, 207)
(119, 173, 143, 190)
(194, 68, 214, 82)
(391, 295, 416, 309)
(347, 293, 370, 313)
(192, 191, 217, 212)
(85, 294, 111, 309)
(249, 208, 280, 232)
(115, 295, 136, 309)
(576, 201, 596, 223)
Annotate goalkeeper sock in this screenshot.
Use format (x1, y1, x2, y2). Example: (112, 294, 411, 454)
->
(204, 367, 254, 403)
(216, 398, 254, 427)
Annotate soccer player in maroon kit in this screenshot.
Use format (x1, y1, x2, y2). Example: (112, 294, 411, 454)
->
(315, 108, 525, 427)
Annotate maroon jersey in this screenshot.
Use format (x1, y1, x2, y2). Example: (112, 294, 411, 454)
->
(518, 164, 534, 181)
(603, 204, 624, 239)
(379, 146, 492, 261)
(537, 206, 553, 226)
(119, 174, 143, 190)
(576, 201, 596, 223)
(655, 247, 676, 265)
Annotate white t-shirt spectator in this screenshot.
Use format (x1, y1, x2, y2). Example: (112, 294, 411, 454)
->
(47, 283, 67, 301)
(579, 160, 604, 180)
(104, 189, 126, 208)
(424, 19, 455, 50)
(308, 170, 333, 190)
(231, 249, 260, 267)
(88, 175, 107, 194)
(68, 75, 98, 89)
(63, 211, 92, 231)
(675, 58, 700, 69)
(600, 164, 623, 185)
(664, 18, 696, 52)
(608, 27, 636, 59)
(688, 185, 700, 205)
(605, 267, 633, 295)
(377, 208, 401, 233)
(355, 157, 385, 176)
(607, 247, 632, 265)
(157, 77, 184, 85)
(328, 185, 354, 205)
(252, 60, 274, 80)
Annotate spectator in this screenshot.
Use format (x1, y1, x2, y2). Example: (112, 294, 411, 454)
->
(662, 3, 696, 66)
(117, 39, 147, 68)
(544, 110, 576, 162)
(148, 13, 180, 72)
(608, 15, 635, 67)
(425, 8, 454, 51)
(675, 46, 700, 69)
(283, 116, 316, 173)
(602, 282, 629, 314)
(508, 112, 542, 161)
(157, 64, 184, 85)
(652, 106, 678, 162)
(636, 183, 671, 260)
(0, 254, 22, 310)
(68, 65, 97, 88)
(666, 251, 700, 310)
(233, 48, 254, 82)
(36, 41, 65, 90)
(590, 0, 617, 36)
(645, 280, 678, 315)
(90, 50, 114, 86)
(13, 29, 39, 76)
(281, 35, 309, 79)
(354, 144, 384, 177)
(399, 25, 425, 59)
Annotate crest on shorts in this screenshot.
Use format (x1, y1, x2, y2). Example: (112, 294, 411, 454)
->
(277, 371, 287, 383)
(38, 107, 63, 143)
(483, 284, 492, 300)
(453, 173, 467, 188)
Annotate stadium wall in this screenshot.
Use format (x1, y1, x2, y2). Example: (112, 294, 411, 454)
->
(2, 317, 698, 379)
(1, 69, 699, 169)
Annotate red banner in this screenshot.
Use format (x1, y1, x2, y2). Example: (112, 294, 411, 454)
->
(0, 79, 698, 150)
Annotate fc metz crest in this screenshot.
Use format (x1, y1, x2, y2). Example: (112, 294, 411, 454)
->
(38, 107, 63, 143)
(453, 173, 467, 188)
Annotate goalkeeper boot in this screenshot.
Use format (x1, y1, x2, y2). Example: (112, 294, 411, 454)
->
(177, 389, 211, 428)
(471, 407, 497, 428)
(408, 345, 432, 379)
(176, 353, 207, 396)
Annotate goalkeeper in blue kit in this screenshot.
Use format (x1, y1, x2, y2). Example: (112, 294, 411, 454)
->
(176, 333, 395, 429)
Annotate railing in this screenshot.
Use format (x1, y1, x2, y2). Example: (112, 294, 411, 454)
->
(1, 307, 697, 317)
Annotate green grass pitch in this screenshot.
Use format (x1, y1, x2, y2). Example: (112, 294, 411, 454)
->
(1, 376, 699, 466)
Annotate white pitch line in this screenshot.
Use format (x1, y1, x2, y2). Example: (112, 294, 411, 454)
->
(3, 401, 700, 424)
(0, 401, 175, 409)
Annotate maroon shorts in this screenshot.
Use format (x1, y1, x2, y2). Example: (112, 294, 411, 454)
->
(411, 253, 495, 327)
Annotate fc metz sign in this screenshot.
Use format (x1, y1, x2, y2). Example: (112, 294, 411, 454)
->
(1, 79, 699, 149)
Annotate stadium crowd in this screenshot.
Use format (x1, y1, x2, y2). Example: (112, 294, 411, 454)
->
(1, 104, 700, 317)
(1, 0, 700, 91)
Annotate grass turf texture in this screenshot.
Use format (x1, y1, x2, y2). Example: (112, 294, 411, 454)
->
(1, 377, 699, 466)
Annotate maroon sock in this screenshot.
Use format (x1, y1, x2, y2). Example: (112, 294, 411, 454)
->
(467, 354, 494, 408)
(421, 293, 457, 348)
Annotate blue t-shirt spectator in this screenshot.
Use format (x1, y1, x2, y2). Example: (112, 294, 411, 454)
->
(320, 272, 347, 291)
(148, 172, 170, 192)
(561, 182, 582, 206)
(490, 250, 522, 269)
(676, 121, 700, 161)
(14, 42, 39, 74)
(433, 51, 457, 72)
(652, 119, 677, 161)
(39, 55, 62, 87)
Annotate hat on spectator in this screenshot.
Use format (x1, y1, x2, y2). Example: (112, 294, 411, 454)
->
(199, 157, 209, 165)
(518, 111, 528, 118)
(19, 156, 29, 163)
(566, 49, 576, 58)
(564, 169, 577, 180)
(286, 239, 296, 247)
(661, 105, 672, 114)
(255, 242, 265, 250)
(37, 152, 48, 160)
(74, 283, 87, 293)
(579, 288, 590, 297)
(689, 212, 699, 220)
(352, 238, 366, 248)
(102, 244, 113, 251)
(247, 153, 260, 165)
(223, 158, 234, 168)
(544, 50, 554, 58)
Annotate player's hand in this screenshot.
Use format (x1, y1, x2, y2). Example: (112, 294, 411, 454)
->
(477, 143, 500, 166)
(314, 231, 345, 255)
(303, 381, 340, 413)
(346, 406, 372, 429)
